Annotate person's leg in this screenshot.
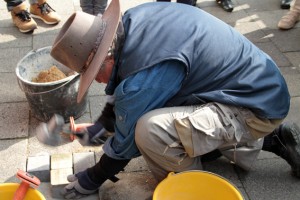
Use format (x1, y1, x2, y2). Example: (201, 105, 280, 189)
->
(7, 0, 37, 33)
(135, 106, 203, 182)
(80, 0, 94, 15)
(29, 0, 60, 24)
(135, 103, 262, 181)
(278, 0, 300, 29)
(5, 0, 25, 11)
(93, 0, 108, 15)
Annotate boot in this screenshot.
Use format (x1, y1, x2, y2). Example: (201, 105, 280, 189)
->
(11, 2, 37, 33)
(216, 0, 234, 12)
(278, 10, 300, 29)
(30, 0, 61, 25)
(262, 122, 300, 177)
(281, 0, 292, 9)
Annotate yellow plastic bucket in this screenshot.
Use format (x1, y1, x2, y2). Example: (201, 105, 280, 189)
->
(0, 183, 46, 200)
(153, 170, 244, 200)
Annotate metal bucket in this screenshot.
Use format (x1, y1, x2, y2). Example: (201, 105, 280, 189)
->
(16, 46, 88, 122)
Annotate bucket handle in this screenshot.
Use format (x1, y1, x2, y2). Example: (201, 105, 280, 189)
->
(17, 76, 77, 95)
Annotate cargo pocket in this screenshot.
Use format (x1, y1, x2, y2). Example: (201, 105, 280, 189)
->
(174, 106, 230, 158)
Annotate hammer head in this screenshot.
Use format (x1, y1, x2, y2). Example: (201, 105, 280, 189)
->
(36, 114, 65, 146)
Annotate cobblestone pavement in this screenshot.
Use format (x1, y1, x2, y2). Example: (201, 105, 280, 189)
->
(0, 0, 300, 199)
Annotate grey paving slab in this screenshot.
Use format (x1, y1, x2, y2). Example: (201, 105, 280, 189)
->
(1, 0, 300, 199)
(232, 21, 270, 43)
(265, 28, 300, 52)
(246, 10, 288, 30)
(236, 0, 283, 12)
(0, 73, 27, 103)
(0, 102, 29, 139)
(0, 47, 32, 73)
(280, 66, 300, 97)
(285, 97, 300, 125)
(255, 41, 291, 67)
(89, 81, 107, 97)
(0, 28, 33, 49)
(284, 52, 300, 70)
(237, 158, 300, 200)
(0, 139, 28, 183)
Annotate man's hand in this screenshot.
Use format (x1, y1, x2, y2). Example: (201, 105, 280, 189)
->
(61, 171, 99, 199)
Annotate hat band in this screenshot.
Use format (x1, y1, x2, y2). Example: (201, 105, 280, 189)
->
(81, 21, 107, 73)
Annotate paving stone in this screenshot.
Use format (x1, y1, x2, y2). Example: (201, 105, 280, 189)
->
(0, 73, 27, 103)
(0, 102, 29, 139)
(27, 155, 51, 182)
(73, 152, 96, 174)
(0, 139, 28, 183)
(237, 158, 300, 200)
(51, 153, 73, 170)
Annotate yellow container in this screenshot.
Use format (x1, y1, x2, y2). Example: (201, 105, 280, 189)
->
(153, 170, 244, 200)
(0, 183, 46, 200)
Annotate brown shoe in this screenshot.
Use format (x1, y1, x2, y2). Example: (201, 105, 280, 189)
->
(11, 2, 37, 33)
(278, 10, 300, 30)
(30, 0, 61, 25)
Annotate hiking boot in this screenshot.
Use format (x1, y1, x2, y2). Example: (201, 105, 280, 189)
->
(278, 10, 300, 30)
(263, 122, 300, 177)
(30, 0, 61, 25)
(11, 2, 37, 33)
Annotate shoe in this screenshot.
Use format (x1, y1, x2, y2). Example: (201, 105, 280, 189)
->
(30, 0, 61, 25)
(278, 10, 300, 30)
(265, 122, 300, 177)
(11, 2, 37, 33)
(216, 0, 234, 12)
(281, 0, 292, 9)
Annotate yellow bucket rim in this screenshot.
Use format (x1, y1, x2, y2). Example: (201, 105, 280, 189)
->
(0, 183, 46, 200)
(153, 170, 244, 200)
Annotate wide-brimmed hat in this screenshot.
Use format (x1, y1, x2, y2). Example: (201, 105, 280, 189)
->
(51, 0, 120, 103)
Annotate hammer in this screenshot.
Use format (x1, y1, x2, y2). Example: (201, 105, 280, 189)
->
(36, 114, 93, 146)
(13, 169, 41, 200)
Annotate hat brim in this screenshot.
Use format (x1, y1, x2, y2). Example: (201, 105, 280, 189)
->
(77, 0, 121, 103)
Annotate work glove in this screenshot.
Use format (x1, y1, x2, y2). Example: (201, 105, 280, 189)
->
(61, 170, 99, 199)
(76, 121, 112, 146)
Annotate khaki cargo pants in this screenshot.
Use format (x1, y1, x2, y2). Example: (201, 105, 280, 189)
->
(135, 102, 282, 181)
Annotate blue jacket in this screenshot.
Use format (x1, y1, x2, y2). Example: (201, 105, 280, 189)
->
(114, 2, 290, 119)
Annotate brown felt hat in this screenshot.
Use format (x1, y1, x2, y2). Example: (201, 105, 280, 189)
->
(51, 0, 120, 103)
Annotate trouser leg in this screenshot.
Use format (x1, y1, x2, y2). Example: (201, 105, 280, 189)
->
(93, 0, 108, 15)
(135, 103, 277, 181)
(5, 0, 25, 11)
(291, 0, 300, 12)
(135, 106, 203, 182)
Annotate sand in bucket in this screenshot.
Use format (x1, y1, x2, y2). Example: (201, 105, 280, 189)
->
(16, 46, 88, 122)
